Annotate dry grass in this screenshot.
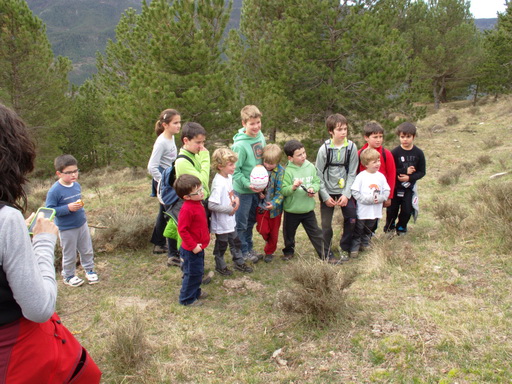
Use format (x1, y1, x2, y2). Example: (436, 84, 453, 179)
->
(27, 95, 512, 383)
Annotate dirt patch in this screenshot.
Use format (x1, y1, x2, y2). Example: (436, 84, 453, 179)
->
(222, 276, 265, 294)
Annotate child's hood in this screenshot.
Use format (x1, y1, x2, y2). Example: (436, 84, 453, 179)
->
(286, 159, 312, 171)
(232, 127, 264, 143)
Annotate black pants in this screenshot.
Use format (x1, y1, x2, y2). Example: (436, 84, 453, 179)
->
(351, 218, 377, 251)
(385, 188, 413, 233)
(320, 196, 357, 253)
(282, 211, 326, 259)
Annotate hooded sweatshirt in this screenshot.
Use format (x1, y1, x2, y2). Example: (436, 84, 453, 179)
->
(231, 128, 266, 194)
(282, 160, 321, 214)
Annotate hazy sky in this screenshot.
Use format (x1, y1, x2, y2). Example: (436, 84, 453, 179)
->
(470, 0, 508, 18)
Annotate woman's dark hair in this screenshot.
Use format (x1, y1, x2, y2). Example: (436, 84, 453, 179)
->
(0, 104, 36, 212)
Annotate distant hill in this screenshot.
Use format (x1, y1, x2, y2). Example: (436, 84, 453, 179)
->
(24, 1, 493, 85)
(475, 18, 497, 31)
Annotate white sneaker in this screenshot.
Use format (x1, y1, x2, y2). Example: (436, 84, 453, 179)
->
(64, 275, 84, 287)
(85, 270, 99, 284)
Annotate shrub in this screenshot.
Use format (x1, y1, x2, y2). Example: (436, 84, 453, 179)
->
(92, 205, 154, 252)
(431, 199, 468, 228)
(108, 312, 150, 375)
(475, 181, 512, 250)
(482, 135, 500, 149)
(438, 168, 461, 186)
(476, 155, 492, 167)
(278, 258, 358, 324)
(446, 116, 459, 125)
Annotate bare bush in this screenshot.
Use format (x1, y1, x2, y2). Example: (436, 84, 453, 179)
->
(475, 181, 512, 250)
(438, 168, 461, 186)
(93, 205, 154, 252)
(278, 258, 358, 324)
(446, 116, 459, 125)
(108, 312, 151, 375)
(476, 155, 492, 167)
(431, 199, 468, 229)
(482, 135, 500, 149)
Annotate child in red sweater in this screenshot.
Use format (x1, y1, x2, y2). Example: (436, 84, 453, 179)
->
(174, 175, 210, 306)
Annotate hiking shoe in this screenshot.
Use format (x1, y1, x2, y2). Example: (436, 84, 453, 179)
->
(282, 253, 294, 261)
(244, 250, 260, 263)
(359, 246, 370, 253)
(202, 271, 214, 285)
(327, 256, 341, 265)
(167, 256, 181, 267)
(199, 291, 209, 300)
(64, 275, 84, 287)
(85, 270, 99, 284)
(186, 299, 203, 307)
(349, 251, 359, 259)
(215, 267, 233, 276)
(264, 254, 274, 263)
(153, 245, 168, 254)
(339, 251, 350, 262)
(234, 263, 253, 273)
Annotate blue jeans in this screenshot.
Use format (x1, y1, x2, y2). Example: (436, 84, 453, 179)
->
(235, 192, 259, 254)
(179, 247, 204, 305)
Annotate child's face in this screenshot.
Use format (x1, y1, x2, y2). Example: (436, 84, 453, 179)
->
(365, 158, 381, 173)
(183, 134, 206, 154)
(57, 165, 79, 185)
(330, 123, 348, 143)
(186, 185, 204, 201)
(263, 161, 277, 171)
(219, 161, 236, 176)
(242, 117, 262, 138)
(163, 115, 181, 135)
(399, 133, 414, 150)
(365, 133, 383, 149)
(288, 147, 307, 166)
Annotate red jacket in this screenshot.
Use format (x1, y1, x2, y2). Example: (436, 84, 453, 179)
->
(178, 200, 210, 251)
(358, 144, 396, 198)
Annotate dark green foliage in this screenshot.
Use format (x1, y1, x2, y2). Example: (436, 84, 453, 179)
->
(227, 0, 418, 139)
(476, 3, 512, 97)
(0, 0, 72, 174)
(94, 0, 235, 167)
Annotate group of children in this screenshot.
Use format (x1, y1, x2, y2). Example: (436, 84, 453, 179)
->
(43, 104, 425, 308)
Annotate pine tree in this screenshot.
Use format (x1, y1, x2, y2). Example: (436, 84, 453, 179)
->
(404, 0, 480, 109)
(0, 0, 72, 171)
(477, 2, 512, 98)
(94, 0, 234, 166)
(227, 0, 413, 140)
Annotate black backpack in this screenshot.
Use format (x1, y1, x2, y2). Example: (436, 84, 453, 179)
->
(322, 140, 354, 178)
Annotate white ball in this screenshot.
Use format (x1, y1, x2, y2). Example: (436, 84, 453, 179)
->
(249, 164, 269, 190)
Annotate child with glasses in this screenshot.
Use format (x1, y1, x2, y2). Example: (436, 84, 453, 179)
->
(45, 154, 99, 287)
(173, 174, 210, 306)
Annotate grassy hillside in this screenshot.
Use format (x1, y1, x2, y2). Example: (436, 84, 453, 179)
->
(27, 96, 512, 383)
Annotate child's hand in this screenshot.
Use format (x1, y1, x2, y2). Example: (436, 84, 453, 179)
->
(407, 166, 416, 175)
(232, 196, 240, 211)
(303, 186, 315, 198)
(264, 201, 273, 210)
(383, 198, 392, 208)
(193, 244, 202, 254)
(337, 195, 349, 207)
(250, 185, 265, 193)
(292, 179, 303, 190)
(397, 174, 410, 182)
(325, 197, 337, 207)
(258, 192, 265, 199)
(67, 202, 82, 212)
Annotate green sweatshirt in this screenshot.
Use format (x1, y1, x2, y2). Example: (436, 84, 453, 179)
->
(231, 128, 266, 194)
(282, 160, 321, 214)
(175, 148, 211, 199)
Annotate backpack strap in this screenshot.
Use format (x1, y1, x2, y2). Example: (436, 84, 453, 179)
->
(175, 154, 194, 167)
(322, 140, 353, 178)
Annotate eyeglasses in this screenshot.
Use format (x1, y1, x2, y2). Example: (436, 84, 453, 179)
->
(61, 169, 80, 175)
(188, 186, 204, 196)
